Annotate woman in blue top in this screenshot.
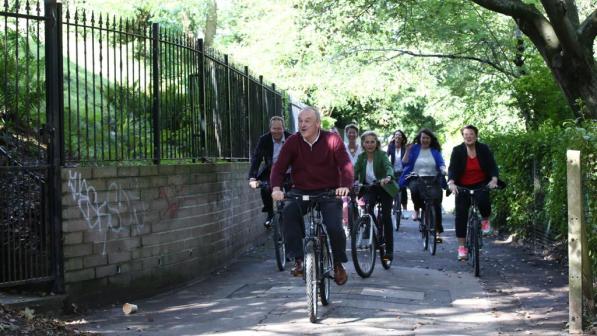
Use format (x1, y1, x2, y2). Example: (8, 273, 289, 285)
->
(354, 131, 399, 262)
(399, 128, 447, 242)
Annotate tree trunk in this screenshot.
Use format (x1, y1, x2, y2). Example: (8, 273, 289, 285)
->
(544, 51, 597, 120)
(203, 0, 217, 48)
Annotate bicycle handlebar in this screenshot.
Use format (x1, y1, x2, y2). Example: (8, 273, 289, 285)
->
(285, 190, 338, 201)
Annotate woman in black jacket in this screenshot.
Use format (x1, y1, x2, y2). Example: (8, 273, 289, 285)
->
(447, 125, 499, 260)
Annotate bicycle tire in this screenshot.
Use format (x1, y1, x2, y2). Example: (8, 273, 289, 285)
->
(305, 243, 317, 323)
(421, 210, 429, 251)
(272, 213, 286, 271)
(351, 215, 376, 278)
(427, 206, 437, 256)
(393, 192, 402, 232)
(319, 236, 332, 306)
(471, 217, 480, 277)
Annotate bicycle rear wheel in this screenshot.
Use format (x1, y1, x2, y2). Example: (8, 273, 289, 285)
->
(305, 242, 318, 323)
(351, 215, 376, 278)
(426, 206, 437, 256)
(319, 236, 332, 306)
(272, 213, 286, 271)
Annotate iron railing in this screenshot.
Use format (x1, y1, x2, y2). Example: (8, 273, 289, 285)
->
(1, 0, 56, 287)
(60, 8, 285, 163)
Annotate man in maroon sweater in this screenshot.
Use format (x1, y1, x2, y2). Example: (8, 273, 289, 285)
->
(270, 107, 354, 285)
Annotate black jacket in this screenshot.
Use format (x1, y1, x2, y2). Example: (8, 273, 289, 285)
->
(448, 142, 499, 184)
(386, 142, 407, 168)
(248, 131, 292, 181)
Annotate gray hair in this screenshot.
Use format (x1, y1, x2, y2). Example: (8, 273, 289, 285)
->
(269, 116, 285, 127)
(299, 106, 321, 122)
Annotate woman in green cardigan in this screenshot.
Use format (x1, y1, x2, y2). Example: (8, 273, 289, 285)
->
(354, 131, 399, 262)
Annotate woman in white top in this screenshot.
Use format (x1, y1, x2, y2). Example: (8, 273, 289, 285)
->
(344, 124, 362, 165)
(341, 124, 361, 229)
(400, 128, 447, 242)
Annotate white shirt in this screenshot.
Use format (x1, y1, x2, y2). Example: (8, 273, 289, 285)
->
(413, 148, 437, 176)
(365, 160, 376, 184)
(393, 148, 403, 172)
(272, 134, 285, 164)
(344, 142, 362, 166)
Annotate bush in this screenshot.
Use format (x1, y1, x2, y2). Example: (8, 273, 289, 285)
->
(485, 120, 596, 273)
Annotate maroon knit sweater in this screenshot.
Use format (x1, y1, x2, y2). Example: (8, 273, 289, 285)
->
(270, 130, 354, 190)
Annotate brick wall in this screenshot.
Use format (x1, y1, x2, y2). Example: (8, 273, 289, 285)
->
(61, 163, 265, 302)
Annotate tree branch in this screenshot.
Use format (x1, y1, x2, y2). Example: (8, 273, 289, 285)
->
(541, 0, 584, 57)
(579, 8, 597, 47)
(469, 0, 560, 62)
(469, 0, 540, 20)
(341, 48, 519, 78)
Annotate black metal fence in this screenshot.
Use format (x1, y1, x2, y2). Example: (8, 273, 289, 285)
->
(1, 0, 57, 288)
(1, 0, 289, 289)
(59, 6, 285, 163)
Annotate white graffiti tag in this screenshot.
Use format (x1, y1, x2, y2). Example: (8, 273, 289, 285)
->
(67, 171, 146, 255)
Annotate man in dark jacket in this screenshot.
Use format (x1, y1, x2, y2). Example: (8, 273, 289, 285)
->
(248, 116, 292, 228)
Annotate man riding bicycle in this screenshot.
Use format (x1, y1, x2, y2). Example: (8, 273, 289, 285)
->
(270, 107, 353, 286)
(248, 116, 292, 228)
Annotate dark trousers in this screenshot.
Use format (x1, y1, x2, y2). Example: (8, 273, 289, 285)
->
(260, 187, 273, 215)
(393, 172, 408, 208)
(409, 178, 444, 234)
(455, 183, 491, 238)
(260, 174, 291, 215)
(282, 192, 347, 263)
(362, 185, 394, 255)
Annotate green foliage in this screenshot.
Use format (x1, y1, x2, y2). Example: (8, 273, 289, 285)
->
(485, 120, 597, 273)
(510, 53, 574, 128)
(0, 29, 46, 136)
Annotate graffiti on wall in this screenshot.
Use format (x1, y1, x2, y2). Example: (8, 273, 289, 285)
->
(67, 171, 146, 255)
(158, 185, 184, 219)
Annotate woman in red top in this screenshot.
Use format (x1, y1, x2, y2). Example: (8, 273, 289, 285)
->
(447, 125, 500, 260)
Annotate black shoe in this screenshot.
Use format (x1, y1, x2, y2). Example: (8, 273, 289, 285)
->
(291, 259, 304, 277)
(263, 214, 274, 229)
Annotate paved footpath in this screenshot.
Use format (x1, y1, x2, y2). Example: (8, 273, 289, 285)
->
(79, 214, 569, 335)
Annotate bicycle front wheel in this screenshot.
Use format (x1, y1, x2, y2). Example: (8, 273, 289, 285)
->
(471, 217, 480, 277)
(421, 212, 429, 251)
(351, 215, 376, 278)
(426, 206, 437, 256)
(319, 236, 332, 306)
(393, 193, 402, 232)
(272, 213, 286, 271)
(305, 244, 318, 323)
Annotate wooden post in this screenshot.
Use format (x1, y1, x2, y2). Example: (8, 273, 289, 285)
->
(567, 149, 593, 333)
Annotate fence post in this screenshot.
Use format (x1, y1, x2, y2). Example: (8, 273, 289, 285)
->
(197, 39, 207, 160)
(44, 0, 64, 293)
(567, 149, 593, 333)
(259, 75, 265, 129)
(272, 83, 277, 116)
(224, 55, 232, 160)
(244, 66, 251, 157)
(151, 23, 161, 164)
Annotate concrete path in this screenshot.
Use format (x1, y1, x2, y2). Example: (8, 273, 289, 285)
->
(78, 213, 569, 335)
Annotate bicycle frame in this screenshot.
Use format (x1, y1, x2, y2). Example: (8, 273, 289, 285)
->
(457, 185, 491, 277)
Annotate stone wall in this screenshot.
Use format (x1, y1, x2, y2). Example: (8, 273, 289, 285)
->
(60, 163, 264, 302)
